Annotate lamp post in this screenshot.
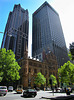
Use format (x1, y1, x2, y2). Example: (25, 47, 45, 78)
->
(6, 28, 28, 40)
(0, 31, 13, 37)
(0, 28, 28, 40)
(0, 32, 3, 33)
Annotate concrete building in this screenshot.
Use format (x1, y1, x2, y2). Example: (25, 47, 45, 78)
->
(32, 1, 69, 67)
(1, 4, 29, 59)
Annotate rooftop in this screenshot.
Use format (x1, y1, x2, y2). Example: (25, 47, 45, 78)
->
(33, 1, 58, 16)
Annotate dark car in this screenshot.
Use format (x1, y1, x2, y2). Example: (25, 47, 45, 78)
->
(23, 89, 37, 97)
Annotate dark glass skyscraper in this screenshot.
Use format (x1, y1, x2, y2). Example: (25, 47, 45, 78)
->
(1, 4, 29, 59)
(32, 1, 68, 66)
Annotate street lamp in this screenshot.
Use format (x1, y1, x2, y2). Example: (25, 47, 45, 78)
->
(0, 31, 13, 49)
(0, 31, 12, 37)
(6, 28, 28, 40)
(0, 28, 28, 40)
(0, 32, 3, 33)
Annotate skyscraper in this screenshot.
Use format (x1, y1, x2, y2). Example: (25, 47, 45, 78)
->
(32, 1, 68, 66)
(1, 4, 29, 59)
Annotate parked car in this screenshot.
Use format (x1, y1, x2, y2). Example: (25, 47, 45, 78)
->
(0, 86, 7, 96)
(35, 87, 40, 91)
(45, 87, 51, 91)
(56, 87, 62, 92)
(23, 89, 37, 97)
(16, 85, 23, 94)
(60, 88, 65, 93)
(8, 86, 13, 92)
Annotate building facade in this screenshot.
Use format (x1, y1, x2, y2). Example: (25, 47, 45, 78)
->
(18, 50, 58, 88)
(1, 4, 29, 59)
(32, 1, 69, 67)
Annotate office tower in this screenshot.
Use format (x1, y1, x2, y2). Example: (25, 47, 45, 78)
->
(32, 1, 68, 66)
(1, 4, 29, 59)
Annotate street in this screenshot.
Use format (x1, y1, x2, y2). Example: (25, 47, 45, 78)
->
(0, 90, 69, 100)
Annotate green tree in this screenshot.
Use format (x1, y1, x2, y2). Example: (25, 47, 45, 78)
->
(0, 72, 3, 82)
(58, 61, 74, 85)
(69, 42, 74, 60)
(49, 74, 57, 86)
(0, 48, 21, 82)
(34, 72, 46, 86)
(68, 52, 73, 61)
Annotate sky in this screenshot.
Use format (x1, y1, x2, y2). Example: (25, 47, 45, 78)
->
(0, 0, 74, 56)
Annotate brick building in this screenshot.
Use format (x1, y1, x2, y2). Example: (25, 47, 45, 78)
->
(18, 48, 58, 88)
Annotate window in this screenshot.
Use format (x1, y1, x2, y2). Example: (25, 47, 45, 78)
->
(29, 62, 32, 66)
(24, 68, 25, 72)
(25, 68, 27, 72)
(39, 55, 41, 57)
(36, 56, 38, 59)
(53, 72, 55, 76)
(39, 64, 42, 67)
(34, 69, 37, 73)
(23, 61, 25, 65)
(20, 27, 22, 31)
(29, 68, 31, 72)
(45, 70, 47, 75)
(33, 63, 37, 67)
(40, 69, 42, 73)
(45, 66, 47, 68)
(18, 49, 21, 53)
(19, 44, 21, 48)
(21, 62, 22, 66)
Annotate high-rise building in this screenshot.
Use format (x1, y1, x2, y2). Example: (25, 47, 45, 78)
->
(1, 4, 29, 59)
(32, 1, 68, 67)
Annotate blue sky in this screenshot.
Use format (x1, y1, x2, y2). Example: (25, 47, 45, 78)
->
(0, 0, 74, 56)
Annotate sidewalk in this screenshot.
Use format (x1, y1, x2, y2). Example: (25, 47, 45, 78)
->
(41, 93, 74, 100)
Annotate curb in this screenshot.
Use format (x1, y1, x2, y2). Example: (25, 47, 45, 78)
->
(41, 95, 74, 100)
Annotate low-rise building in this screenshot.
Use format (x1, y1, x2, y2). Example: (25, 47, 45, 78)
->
(18, 49, 58, 88)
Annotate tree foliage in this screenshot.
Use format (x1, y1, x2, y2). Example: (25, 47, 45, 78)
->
(34, 72, 46, 86)
(68, 52, 73, 61)
(0, 48, 21, 82)
(49, 74, 57, 86)
(69, 42, 74, 60)
(58, 61, 74, 85)
(0, 72, 3, 82)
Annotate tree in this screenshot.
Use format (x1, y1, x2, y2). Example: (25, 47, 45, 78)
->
(49, 74, 57, 86)
(0, 72, 3, 82)
(58, 61, 74, 85)
(0, 48, 21, 82)
(69, 42, 74, 60)
(68, 52, 73, 61)
(34, 72, 46, 87)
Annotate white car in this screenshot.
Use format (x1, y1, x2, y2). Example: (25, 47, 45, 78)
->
(0, 86, 7, 96)
(56, 87, 62, 92)
(8, 86, 13, 92)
